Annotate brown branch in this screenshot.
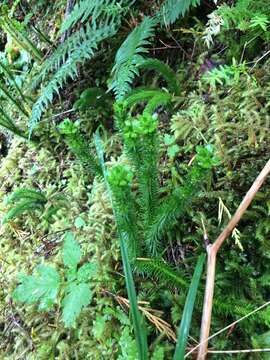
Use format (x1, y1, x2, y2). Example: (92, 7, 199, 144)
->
(196, 158, 270, 360)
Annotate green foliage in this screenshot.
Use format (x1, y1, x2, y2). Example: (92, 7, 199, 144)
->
(136, 257, 187, 289)
(74, 87, 109, 110)
(63, 231, 82, 268)
(62, 282, 92, 328)
(173, 254, 205, 360)
(0, 7, 43, 61)
(111, 16, 157, 100)
(137, 58, 180, 94)
(29, 23, 117, 134)
(203, 0, 270, 58)
(13, 265, 60, 310)
(146, 145, 219, 254)
(124, 88, 172, 114)
(3, 188, 46, 224)
(58, 118, 102, 177)
(60, 0, 126, 33)
(2, 1, 270, 359)
(94, 133, 148, 360)
(13, 232, 95, 327)
(107, 164, 138, 260)
(2, 187, 67, 224)
(202, 59, 248, 88)
(0, 107, 29, 139)
(100, 104, 218, 258)
(158, 0, 201, 26)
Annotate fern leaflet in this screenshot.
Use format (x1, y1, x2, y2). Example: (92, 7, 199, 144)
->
(60, 0, 126, 33)
(29, 23, 116, 134)
(111, 16, 157, 100)
(159, 0, 201, 26)
(138, 58, 179, 94)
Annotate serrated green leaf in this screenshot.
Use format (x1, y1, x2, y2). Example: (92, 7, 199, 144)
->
(63, 232, 81, 269)
(62, 282, 92, 327)
(12, 265, 60, 310)
(77, 262, 97, 282)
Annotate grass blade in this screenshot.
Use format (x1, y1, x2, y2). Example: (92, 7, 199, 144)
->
(173, 254, 205, 360)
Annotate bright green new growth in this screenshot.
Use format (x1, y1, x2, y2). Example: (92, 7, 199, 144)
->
(58, 118, 102, 177)
(94, 133, 148, 360)
(112, 104, 219, 257)
(108, 164, 139, 260)
(13, 232, 95, 327)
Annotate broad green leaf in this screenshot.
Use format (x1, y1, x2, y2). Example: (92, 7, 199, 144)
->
(77, 262, 97, 282)
(63, 232, 81, 269)
(62, 282, 92, 327)
(12, 265, 60, 310)
(173, 254, 205, 360)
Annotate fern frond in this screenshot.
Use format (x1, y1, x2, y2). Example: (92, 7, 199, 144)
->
(2, 200, 45, 224)
(29, 23, 116, 134)
(111, 16, 157, 100)
(60, 0, 124, 33)
(159, 0, 201, 26)
(32, 26, 92, 88)
(144, 91, 172, 114)
(5, 188, 47, 204)
(136, 257, 187, 289)
(124, 88, 172, 113)
(138, 58, 179, 94)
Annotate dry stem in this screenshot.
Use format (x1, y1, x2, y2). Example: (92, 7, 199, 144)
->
(196, 158, 270, 360)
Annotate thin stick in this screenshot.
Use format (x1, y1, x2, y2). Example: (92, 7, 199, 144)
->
(186, 299, 270, 358)
(196, 158, 270, 360)
(208, 348, 270, 354)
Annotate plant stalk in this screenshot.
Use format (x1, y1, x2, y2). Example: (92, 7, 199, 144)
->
(197, 158, 270, 360)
